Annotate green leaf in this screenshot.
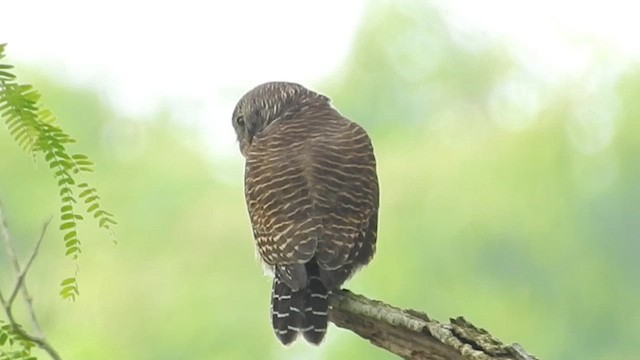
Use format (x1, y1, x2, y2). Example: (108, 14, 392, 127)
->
(59, 221, 75, 230)
(63, 287, 79, 297)
(87, 203, 99, 212)
(60, 286, 77, 301)
(57, 177, 74, 186)
(65, 239, 79, 248)
(65, 247, 80, 256)
(61, 213, 74, 220)
(61, 293, 76, 301)
(49, 141, 65, 151)
(75, 159, 93, 166)
(63, 231, 77, 241)
(72, 154, 89, 160)
(99, 217, 115, 227)
(60, 277, 76, 286)
(61, 195, 76, 203)
(79, 189, 94, 198)
(0, 70, 15, 79)
(54, 150, 70, 159)
(10, 124, 26, 137)
(85, 195, 100, 203)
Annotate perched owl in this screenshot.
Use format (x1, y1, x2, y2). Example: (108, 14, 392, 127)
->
(232, 82, 379, 345)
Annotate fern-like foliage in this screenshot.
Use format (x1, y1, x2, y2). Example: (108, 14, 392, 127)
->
(0, 321, 35, 360)
(0, 44, 117, 300)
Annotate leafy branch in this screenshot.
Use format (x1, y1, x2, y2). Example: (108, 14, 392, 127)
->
(0, 43, 117, 300)
(0, 321, 36, 360)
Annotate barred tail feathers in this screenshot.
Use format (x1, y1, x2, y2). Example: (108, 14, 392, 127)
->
(302, 262, 329, 344)
(270, 261, 329, 345)
(271, 277, 298, 345)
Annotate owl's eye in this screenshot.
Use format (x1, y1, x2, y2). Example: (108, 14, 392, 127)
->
(235, 115, 245, 127)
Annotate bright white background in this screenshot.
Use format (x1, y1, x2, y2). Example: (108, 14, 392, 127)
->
(2, 0, 640, 157)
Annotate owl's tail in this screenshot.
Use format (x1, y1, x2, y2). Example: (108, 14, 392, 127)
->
(271, 260, 329, 345)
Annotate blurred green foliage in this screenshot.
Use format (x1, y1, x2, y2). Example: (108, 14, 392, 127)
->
(0, 43, 116, 303)
(1, 1, 638, 359)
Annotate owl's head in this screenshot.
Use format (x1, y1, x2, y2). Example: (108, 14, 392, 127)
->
(232, 81, 329, 156)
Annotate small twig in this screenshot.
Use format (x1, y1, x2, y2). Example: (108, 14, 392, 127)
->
(8, 217, 52, 308)
(0, 202, 62, 360)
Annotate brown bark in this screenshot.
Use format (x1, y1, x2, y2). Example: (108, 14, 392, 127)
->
(329, 290, 538, 360)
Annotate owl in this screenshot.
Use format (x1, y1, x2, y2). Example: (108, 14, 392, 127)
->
(232, 82, 379, 345)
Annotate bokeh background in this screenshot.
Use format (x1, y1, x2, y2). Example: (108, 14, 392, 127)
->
(1, 1, 639, 359)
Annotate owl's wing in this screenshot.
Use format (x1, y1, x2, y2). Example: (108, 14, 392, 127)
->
(318, 207, 377, 289)
(244, 127, 320, 268)
(311, 120, 379, 275)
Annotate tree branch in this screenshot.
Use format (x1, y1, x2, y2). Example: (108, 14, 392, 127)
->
(7, 217, 51, 311)
(329, 290, 538, 360)
(0, 202, 62, 360)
